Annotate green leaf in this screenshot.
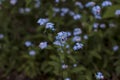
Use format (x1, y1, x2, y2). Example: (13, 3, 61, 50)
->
(103, 5, 120, 18)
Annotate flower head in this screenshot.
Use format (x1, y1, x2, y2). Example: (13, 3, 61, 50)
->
(113, 45, 119, 51)
(29, 50, 36, 56)
(95, 72, 104, 79)
(73, 28, 82, 36)
(72, 36, 81, 42)
(39, 42, 47, 49)
(73, 43, 83, 50)
(102, 1, 112, 7)
(37, 18, 49, 25)
(25, 41, 32, 47)
(85, 1, 95, 7)
(0, 34, 4, 39)
(73, 14, 81, 20)
(115, 10, 120, 16)
(45, 22, 55, 30)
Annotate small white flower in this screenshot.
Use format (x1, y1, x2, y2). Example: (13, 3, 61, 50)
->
(39, 42, 47, 49)
(29, 50, 36, 56)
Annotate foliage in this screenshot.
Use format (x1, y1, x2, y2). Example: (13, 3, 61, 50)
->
(0, 0, 120, 80)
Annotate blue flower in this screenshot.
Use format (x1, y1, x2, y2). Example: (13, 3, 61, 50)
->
(95, 72, 104, 79)
(73, 43, 83, 50)
(34, 0, 40, 8)
(85, 1, 95, 7)
(92, 5, 101, 17)
(0, 34, 4, 39)
(45, 22, 55, 30)
(39, 42, 47, 49)
(73, 28, 82, 36)
(100, 23, 106, 29)
(73, 14, 81, 20)
(25, 41, 32, 47)
(53, 40, 65, 46)
(53, 7, 60, 13)
(55, 0, 59, 3)
(75, 1, 84, 9)
(69, 11, 75, 16)
(115, 10, 120, 16)
(60, 8, 69, 16)
(10, 0, 17, 5)
(113, 45, 119, 51)
(93, 23, 99, 29)
(64, 78, 71, 80)
(72, 36, 81, 42)
(102, 1, 112, 7)
(37, 18, 49, 25)
(62, 64, 68, 69)
(83, 35, 88, 40)
(29, 50, 36, 56)
(56, 31, 69, 42)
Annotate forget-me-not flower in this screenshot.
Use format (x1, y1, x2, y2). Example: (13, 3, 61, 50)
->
(39, 42, 47, 49)
(29, 50, 36, 56)
(25, 41, 32, 47)
(102, 1, 112, 7)
(95, 72, 104, 79)
(37, 18, 49, 25)
(115, 10, 120, 16)
(85, 1, 95, 7)
(73, 28, 82, 36)
(73, 43, 83, 50)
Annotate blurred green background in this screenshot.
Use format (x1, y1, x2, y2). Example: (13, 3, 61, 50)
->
(0, 0, 120, 80)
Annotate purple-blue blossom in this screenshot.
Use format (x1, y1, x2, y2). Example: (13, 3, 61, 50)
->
(92, 5, 101, 19)
(75, 1, 84, 9)
(39, 42, 47, 49)
(113, 45, 119, 51)
(115, 10, 120, 16)
(73, 43, 83, 50)
(73, 14, 81, 20)
(10, 0, 17, 5)
(100, 23, 106, 29)
(72, 36, 81, 42)
(64, 78, 71, 80)
(102, 1, 112, 7)
(37, 18, 49, 25)
(85, 1, 95, 7)
(0, 34, 4, 39)
(83, 35, 88, 40)
(34, 0, 40, 8)
(73, 28, 82, 36)
(29, 50, 36, 56)
(95, 72, 104, 79)
(62, 64, 68, 69)
(45, 22, 55, 30)
(25, 41, 32, 47)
